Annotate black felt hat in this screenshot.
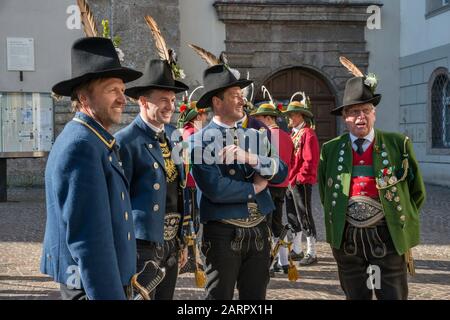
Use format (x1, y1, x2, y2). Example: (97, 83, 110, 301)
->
(52, 37, 142, 97)
(196, 64, 253, 109)
(125, 60, 189, 99)
(331, 77, 381, 115)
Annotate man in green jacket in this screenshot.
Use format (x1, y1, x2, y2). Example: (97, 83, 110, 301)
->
(318, 74, 426, 300)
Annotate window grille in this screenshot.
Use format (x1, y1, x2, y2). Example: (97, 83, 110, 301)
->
(431, 72, 450, 148)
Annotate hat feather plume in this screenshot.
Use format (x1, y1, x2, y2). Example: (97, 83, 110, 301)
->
(261, 85, 274, 105)
(188, 44, 220, 67)
(219, 52, 228, 66)
(145, 15, 170, 62)
(188, 85, 204, 104)
(77, 0, 98, 37)
(339, 56, 364, 78)
(242, 71, 254, 103)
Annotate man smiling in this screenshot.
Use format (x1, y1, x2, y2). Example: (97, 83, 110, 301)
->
(115, 59, 190, 300)
(191, 64, 288, 300)
(318, 75, 426, 300)
(41, 37, 142, 300)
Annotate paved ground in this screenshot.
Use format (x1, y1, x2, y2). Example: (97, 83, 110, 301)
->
(0, 184, 449, 300)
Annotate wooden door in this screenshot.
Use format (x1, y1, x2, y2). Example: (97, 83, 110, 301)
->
(261, 67, 337, 146)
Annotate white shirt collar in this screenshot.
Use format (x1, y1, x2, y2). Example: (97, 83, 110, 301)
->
(212, 116, 238, 129)
(349, 128, 375, 152)
(292, 121, 306, 134)
(141, 114, 164, 133)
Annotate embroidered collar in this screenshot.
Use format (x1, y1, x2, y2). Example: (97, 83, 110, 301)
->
(73, 112, 115, 149)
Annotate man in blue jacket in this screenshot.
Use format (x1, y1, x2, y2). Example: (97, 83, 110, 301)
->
(41, 37, 142, 300)
(115, 59, 190, 300)
(191, 64, 288, 299)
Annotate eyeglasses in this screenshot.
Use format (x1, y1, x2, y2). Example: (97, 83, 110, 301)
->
(344, 107, 374, 117)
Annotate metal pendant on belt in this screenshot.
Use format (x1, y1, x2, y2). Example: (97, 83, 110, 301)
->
(346, 196, 384, 228)
(163, 212, 181, 241)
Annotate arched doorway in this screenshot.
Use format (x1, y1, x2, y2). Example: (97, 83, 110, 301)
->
(261, 67, 337, 146)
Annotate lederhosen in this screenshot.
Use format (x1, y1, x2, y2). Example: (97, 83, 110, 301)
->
(203, 204, 271, 300)
(135, 132, 183, 300)
(285, 128, 317, 237)
(202, 126, 271, 300)
(331, 140, 408, 300)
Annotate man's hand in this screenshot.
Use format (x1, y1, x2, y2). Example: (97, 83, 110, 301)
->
(178, 246, 189, 269)
(220, 145, 259, 166)
(253, 173, 268, 194)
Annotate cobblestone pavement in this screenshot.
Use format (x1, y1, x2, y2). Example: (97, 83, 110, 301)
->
(1, 185, 449, 300)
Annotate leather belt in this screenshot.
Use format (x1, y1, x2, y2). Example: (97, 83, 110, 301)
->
(222, 202, 265, 228)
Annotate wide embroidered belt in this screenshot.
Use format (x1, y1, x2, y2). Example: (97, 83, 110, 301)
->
(222, 203, 265, 228)
(164, 213, 181, 241)
(346, 196, 384, 228)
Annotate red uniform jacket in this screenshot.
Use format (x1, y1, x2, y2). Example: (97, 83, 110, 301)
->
(288, 126, 320, 186)
(182, 123, 196, 188)
(269, 126, 293, 188)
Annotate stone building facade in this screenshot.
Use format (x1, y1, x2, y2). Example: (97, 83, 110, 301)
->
(214, 0, 379, 144)
(399, 0, 450, 187)
(2, 0, 404, 187)
(2, 0, 182, 187)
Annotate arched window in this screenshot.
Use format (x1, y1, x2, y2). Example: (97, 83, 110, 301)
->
(431, 68, 450, 148)
(426, 0, 450, 18)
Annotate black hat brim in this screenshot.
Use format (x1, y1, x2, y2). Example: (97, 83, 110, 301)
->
(331, 94, 381, 116)
(52, 67, 143, 97)
(196, 79, 253, 109)
(125, 80, 189, 99)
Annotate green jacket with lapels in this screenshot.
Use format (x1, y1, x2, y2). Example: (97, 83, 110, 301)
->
(318, 129, 426, 255)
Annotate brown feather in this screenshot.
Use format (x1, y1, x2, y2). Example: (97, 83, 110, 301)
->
(339, 56, 364, 77)
(188, 44, 220, 67)
(76, 0, 98, 37)
(145, 16, 170, 61)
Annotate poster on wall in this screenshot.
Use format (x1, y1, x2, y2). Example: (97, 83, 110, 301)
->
(0, 92, 53, 153)
(6, 37, 35, 72)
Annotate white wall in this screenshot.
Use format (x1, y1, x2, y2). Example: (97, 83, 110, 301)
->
(365, 0, 401, 132)
(0, 0, 83, 93)
(178, 0, 226, 88)
(401, 0, 450, 57)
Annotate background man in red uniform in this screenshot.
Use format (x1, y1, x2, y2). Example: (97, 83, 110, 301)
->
(283, 93, 320, 266)
(252, 102, 294, 242)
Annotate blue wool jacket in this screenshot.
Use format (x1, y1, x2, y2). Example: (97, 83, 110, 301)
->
(115, 115, 189, 244)
(190, 120, 288, 223)
(41, 112, 136, 300)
